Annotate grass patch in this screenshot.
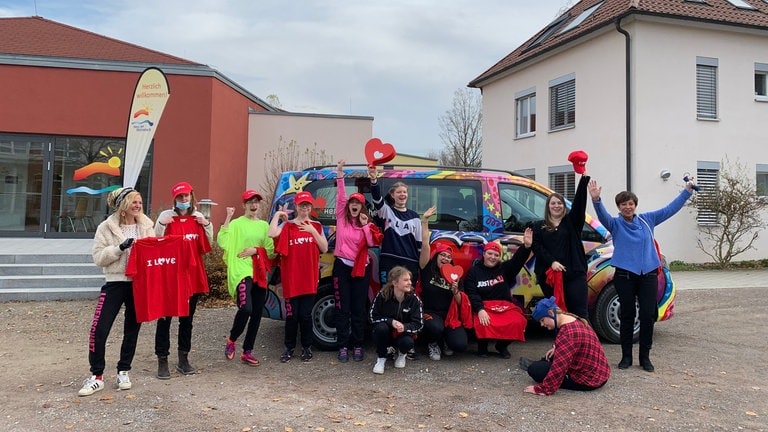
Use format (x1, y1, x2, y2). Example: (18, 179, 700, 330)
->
(669, 259, 768, 271)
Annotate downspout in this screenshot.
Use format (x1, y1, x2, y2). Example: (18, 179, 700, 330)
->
(615, 17, 632, 191)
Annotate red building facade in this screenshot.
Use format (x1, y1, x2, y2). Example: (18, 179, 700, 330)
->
(0, 17, 271, 237)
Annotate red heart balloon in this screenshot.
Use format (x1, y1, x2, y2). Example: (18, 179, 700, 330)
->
(364, 138, 396, 166)
(310, 196, 327, 219)
(440, 264, 464, 283)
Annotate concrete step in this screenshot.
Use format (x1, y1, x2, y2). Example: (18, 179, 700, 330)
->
(0, 254, 94, 264)
(0, 253, 103, 301)
(0, 263, 102, 276)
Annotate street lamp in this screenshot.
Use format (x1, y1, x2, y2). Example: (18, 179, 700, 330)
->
(198, 198, 218, 222)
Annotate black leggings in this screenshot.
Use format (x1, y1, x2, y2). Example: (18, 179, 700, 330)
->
(372, 322, 415, 358)
(333, 259, 370, 349)
(528, 359, 605, 391)
(284, 294, 315, 350)
(229, 277, 267, 352)
(422, 312, 468, 353)
(154, 293, 200, 356)
(87, 281, 141, 376)
(539, 271, 589, 319)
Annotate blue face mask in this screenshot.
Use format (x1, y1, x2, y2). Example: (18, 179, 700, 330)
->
(175, 200, 191, 210)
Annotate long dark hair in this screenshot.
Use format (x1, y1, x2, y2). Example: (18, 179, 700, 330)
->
(543, 192, 567, 231)
(343, 197, 369, 227)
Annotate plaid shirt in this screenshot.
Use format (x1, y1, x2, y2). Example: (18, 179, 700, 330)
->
(534, 320, 611, 395)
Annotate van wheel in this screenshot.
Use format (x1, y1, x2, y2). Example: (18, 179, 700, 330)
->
(311, 284, 337, 351)
(591, 283, 639, 344)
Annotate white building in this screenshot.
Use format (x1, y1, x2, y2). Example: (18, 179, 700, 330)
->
(470, 0, 768, 263)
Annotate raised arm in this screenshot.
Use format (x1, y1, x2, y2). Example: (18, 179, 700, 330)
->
(336, 160, 347, 219)
(418, 206, 437, 269)
(568, 174, 590, 231)
(588, 179, 614, 231)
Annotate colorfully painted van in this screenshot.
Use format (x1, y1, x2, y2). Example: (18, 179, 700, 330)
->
(264, 164, 676, 350)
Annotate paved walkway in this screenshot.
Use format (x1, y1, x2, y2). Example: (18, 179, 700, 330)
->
(0, 238, 765, 290)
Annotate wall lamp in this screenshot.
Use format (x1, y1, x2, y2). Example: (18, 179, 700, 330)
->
(659, 170, 671, 181)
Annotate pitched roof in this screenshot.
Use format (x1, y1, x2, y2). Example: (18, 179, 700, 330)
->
(469, 0, 768, 87)
(0, 16, 200, 65)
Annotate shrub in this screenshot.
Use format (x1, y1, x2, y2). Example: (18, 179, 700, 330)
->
(199, 243, 232, 308)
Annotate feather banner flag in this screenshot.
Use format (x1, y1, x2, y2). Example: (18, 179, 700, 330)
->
(123, 67, 170, 188)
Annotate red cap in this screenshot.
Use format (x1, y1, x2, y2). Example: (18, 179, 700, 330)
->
(295, 191, 314, 205)
(242, 190, 263, 203)
(171, 181, 193, 198)
(483, 242, 502, 255)
(567, 150, 589, 174)
(431, 243, 454, 260)
(348, 192, 366, 204)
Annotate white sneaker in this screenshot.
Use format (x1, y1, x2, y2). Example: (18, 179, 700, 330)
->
(443, 346, 454, 356)
(373, 357, 386, 374)
(394, 353, 407, 368)
(428, 343, 441, 361)
(78, 375, 104, 396)
(116, 371, 132, 390)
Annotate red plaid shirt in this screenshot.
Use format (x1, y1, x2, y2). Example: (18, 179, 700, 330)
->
(534, 320, 611, 395)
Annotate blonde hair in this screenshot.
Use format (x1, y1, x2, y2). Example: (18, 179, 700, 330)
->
(108, 187, 142, 225)
(380, 266, 411, 301)
(388, 182, 408, 196)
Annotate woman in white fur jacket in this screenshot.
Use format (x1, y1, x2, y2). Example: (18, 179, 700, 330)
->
(77, 187, 155, 397)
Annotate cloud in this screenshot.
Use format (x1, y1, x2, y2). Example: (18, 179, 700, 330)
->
(3, 0, 570, 154)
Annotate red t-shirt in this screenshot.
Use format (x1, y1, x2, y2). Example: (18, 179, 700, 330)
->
(275, 221, 322, 299)
(126, 236, 197, 322)
(164, 216, 211, 294)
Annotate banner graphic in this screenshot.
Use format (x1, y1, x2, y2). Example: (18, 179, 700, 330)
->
(123, 67, 171, 188)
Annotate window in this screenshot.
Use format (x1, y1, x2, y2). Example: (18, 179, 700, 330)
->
(303, 177, 484, 232)
(528, 14, 570, 48)
(548, 165, 576, 200)
(695, 161, 720, 225)
(559, 1, 603, 35)
(499, 183, 547, 233)
(516, 168, 535, 181)
(725, 0, 756, 9)
(515, 87, 536, 138)
(757, 164, 768, 197)
(696, 57, 718, 119)
(549, 74, 576, 130)
(755, 63, 768, 99)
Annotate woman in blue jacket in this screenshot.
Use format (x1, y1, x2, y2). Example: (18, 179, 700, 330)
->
(589, 178, 696, 372)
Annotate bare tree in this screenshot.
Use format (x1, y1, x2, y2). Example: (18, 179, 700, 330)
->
(690, 157, 768, 268)
(266, 94, 282, 109)
(437, 88, 482, 167)
(259, 137, 333, 218)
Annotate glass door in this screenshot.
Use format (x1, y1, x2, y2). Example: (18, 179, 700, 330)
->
(0, 136, 46, 235)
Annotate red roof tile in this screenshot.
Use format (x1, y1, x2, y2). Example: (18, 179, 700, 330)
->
(470, 0, 768, 87)
(0, 16, 200, 65)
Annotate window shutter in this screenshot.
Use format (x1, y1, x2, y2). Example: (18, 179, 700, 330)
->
(696, 65, 717, 119)
(696, 168, 719, 225)
(548, 172, 576, 200)
(550, 80, 575, 129)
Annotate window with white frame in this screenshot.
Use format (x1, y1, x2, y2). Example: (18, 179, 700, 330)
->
(757, 164, 768, 197)
(515, 87, 536, 138)
(696, 57, 718, 119)
(696, 161, 720, 225)
(755, 63, 768, 99)
(549, 73, 576, 130)
(548, 165, 575, 200)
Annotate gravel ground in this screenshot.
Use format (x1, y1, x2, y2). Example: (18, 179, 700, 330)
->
(0, 287, 766, 432)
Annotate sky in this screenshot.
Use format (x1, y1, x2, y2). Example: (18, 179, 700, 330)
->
(1, 0, 575, 156)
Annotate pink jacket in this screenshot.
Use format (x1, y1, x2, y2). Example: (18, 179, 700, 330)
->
(334, 178, 377, 262)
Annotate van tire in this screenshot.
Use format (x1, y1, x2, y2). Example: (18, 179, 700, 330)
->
(311, 282, 338, 351)
(591, 283, 640, 344)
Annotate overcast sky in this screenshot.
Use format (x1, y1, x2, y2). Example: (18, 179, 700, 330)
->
(2, 0, 575, 156)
